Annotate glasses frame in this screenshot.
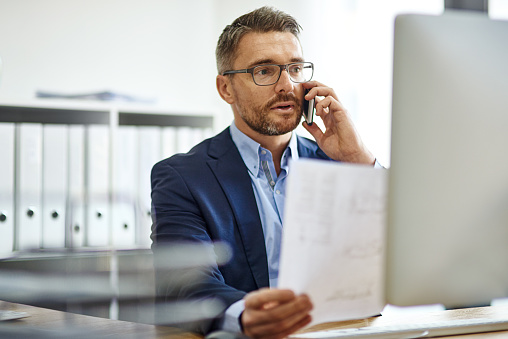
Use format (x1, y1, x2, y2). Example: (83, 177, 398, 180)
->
(222, 62, 314, 86)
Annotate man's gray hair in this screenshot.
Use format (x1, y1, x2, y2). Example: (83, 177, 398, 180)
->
(215, 6, 302, 75)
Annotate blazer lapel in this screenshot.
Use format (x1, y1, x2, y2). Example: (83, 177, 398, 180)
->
(207, 128, 269, 289)
(296, 135, 331, 159)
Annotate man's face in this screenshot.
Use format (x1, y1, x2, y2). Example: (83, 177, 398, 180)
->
(228, 31, 305, 136)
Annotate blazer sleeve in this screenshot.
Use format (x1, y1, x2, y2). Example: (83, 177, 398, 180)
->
(150, 159, 246, 334)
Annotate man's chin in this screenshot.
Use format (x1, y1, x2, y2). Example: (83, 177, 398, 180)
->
(264, 120, 300, 136)
(244, 110, 302, 136)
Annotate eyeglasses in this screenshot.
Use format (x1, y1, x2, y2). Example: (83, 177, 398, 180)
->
(222, 62, 314, 86)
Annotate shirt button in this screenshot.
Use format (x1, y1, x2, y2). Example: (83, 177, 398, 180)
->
(275, 190, 281, 194)
(270, 181, 275, 186)
(261, 150, 267, 155)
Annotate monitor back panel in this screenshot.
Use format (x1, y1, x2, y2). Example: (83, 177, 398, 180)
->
(387, 11, 508, 308)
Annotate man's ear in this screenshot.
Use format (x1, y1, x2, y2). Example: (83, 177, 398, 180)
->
(216, 75, 235, 104)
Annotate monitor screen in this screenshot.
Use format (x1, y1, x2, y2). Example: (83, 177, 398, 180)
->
(386, 10, 508, 309)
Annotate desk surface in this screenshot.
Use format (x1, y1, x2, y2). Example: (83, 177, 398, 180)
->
(297, 305, 508, 338)
(0, 300, 200, 338)
(2, 301, 508, 338)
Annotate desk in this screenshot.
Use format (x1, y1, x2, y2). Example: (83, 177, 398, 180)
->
(3, 302, 508, 338)
(0, 300, 200, 338)
(296, 305, 508, 338)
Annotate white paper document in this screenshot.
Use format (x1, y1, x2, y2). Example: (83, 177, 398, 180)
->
(279, 159, 388, 326)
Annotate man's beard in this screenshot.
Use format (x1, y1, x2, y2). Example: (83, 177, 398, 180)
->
(238, 93, 303, 136)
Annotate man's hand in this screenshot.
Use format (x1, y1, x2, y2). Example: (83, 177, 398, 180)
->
(241, 288, 313, 339)
(302, 81, 375, 165)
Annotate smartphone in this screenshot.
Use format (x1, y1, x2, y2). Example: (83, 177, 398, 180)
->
(303, 88, 315, 125)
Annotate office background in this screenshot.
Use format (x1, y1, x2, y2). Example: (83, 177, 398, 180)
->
(0, 0, 454, 165)
(1, 0, 508, 164)
(0, 0, 507, 253)
(0, 0, 508, 328)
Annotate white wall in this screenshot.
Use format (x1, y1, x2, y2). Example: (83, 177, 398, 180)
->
(490, 0, 508, 20)
(0, 0, 454, 165)
(0, 0, 217, 113)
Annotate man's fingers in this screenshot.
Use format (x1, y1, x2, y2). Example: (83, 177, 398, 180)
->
(303, 121, 323, 143)
(243, 293, 312, 327)
(315, 96, 344, 118)
(269, 314, 312, 339)
(304, 81, 339, 102)
(242, 294, 313, 339)
(244, 288, 295, 309)
(261, 294, 312, 323)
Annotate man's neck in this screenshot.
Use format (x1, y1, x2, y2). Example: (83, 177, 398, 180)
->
(260, 133, 291, 175)
(234, 121, 292, 175)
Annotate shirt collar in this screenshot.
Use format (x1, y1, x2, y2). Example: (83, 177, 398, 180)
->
(230, 121, 300, 174)
(230, 122, 260, 175)
(287, 129, 299, 162)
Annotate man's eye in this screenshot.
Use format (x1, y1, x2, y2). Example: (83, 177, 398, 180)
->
(255, 67, 275, 76)
(290, 65, 302, 73)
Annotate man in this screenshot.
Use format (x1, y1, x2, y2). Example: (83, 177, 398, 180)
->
(151, 6, 378, 338)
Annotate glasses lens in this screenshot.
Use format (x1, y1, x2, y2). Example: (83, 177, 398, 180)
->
(252, 65, 280, 85)
(288, 62, 313, 83)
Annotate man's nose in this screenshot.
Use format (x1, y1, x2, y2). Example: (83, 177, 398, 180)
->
(274, 68, 294, 93)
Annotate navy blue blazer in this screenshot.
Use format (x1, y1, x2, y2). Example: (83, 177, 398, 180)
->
(150, 127, 331, 333)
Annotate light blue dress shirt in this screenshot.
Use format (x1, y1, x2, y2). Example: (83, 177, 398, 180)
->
(220, 122, 299, 332)
(230, 122, 299, 288)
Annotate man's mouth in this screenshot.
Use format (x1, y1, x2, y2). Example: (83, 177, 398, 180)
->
(271, 102, 296, 111)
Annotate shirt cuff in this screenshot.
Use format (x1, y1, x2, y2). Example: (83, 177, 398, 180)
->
(220, 299, 245, 333)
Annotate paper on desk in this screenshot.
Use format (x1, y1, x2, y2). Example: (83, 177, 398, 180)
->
(279, 159, 388, 326)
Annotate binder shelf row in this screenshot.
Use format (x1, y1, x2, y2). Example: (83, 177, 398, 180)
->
(0, 104, 214, 257)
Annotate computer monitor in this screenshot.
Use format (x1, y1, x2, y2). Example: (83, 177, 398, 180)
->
(386, 10, 508, 309)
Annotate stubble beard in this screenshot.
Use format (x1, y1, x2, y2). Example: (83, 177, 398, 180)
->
(239, 93, 303, 136)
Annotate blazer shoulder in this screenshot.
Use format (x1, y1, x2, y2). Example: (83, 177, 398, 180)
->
(155, 127, 233, 165)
